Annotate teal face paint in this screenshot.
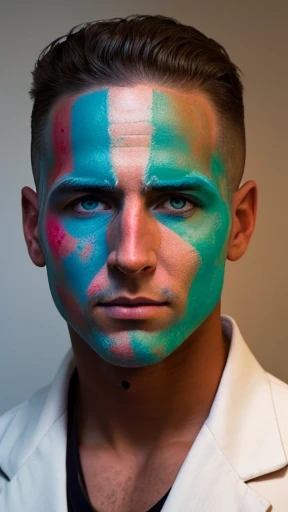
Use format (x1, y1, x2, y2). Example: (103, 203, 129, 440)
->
(128, 91, 231, 363)
(39, 90, 118, 347)
(38, 86, 231, 368)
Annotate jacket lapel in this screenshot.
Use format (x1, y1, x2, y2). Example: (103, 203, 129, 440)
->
(0, 414, 69, 512)
(162, 425, 271, 512)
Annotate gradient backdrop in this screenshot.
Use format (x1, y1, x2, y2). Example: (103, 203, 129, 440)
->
(0, 0, 287, 414)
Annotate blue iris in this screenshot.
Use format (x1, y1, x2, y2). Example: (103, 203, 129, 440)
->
(81, 199, 99, 210)
(170, 197, 186, 210)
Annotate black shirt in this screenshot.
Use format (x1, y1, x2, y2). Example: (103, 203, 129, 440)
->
(66, 370, 171, 511)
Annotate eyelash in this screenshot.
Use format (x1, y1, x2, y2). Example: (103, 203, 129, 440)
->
(65, 194, 198, 217)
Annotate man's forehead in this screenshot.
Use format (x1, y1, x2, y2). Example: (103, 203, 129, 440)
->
(49, 84, 218, 136)
(109, 85, 152, 123)
(42, 85, 222, 191)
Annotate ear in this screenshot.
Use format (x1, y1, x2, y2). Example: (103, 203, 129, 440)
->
(21, 186, 46, 267)
(227, 180, 258, 261)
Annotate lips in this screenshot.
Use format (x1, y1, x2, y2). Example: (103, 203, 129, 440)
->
(96, 297, 169, 320)
(99, 296, 168, 306)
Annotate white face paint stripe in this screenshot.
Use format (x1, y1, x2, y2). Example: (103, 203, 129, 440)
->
(109, 87, 153, 183)
(109, 86, 153, 123)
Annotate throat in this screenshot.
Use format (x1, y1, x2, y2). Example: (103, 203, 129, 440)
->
(121, 380, 131, 390)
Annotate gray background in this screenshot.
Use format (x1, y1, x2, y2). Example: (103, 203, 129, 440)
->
(1, 0, 287, 414)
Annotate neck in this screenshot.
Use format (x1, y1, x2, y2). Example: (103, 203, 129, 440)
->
(69, 307, 230, 456)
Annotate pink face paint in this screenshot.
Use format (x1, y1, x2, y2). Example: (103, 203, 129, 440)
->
(109, 331, 135, 363)
(47, 97, 74, 188)
(79, 241, 93, 262)
(55, 283, 87, 332)
(46, 214, 78, 260)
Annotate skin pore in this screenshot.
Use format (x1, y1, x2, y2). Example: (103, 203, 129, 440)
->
(22, 84, 257, 510)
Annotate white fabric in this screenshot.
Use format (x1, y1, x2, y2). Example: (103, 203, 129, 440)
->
(0, 315, 287, 511)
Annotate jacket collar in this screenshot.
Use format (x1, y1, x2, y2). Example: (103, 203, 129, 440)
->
(206, 316, 287, 481)
(0, 347, 76, 480)
(0, 315, 287, 511)
(162, 424, 272, 511)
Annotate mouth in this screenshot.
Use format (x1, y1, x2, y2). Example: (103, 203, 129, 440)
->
(97, 296, 169, 320)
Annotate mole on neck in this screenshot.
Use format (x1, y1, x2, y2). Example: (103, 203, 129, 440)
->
(121, 380, 131, 390)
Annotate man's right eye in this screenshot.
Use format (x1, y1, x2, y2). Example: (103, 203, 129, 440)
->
(65, 195, 111, 215)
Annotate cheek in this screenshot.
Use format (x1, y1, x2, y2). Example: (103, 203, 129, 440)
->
(87, 266, 109, 301)
(195, 210, 231, 269)
(45, 214, 98, 264)
(55, 282, 87, 331)
(159, 223, 200, 292)
(43, 213, 112, 306)
(79, 242, 93, 262)
(45, 214, 78, 260)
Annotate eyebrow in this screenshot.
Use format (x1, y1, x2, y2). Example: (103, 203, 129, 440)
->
(48, 174, 215, 202)
(142, 176, 214, 194)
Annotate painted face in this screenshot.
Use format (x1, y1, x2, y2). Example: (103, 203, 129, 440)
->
(38, 85, 231, 367)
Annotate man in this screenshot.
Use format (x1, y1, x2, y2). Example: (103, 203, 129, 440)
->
(0, 14, 287, 512)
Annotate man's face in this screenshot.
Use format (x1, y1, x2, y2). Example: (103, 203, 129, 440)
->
(37, 85, 231, 367)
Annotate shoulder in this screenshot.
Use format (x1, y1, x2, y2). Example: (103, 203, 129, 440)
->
(0, 349, 75, 483)
(0, 384, 50, 467)
(266, 371, 288, 408)
(267, 372, 288, 390)
(0, 348, 75, 443)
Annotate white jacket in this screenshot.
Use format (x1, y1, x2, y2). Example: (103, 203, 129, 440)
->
(0, 316, 288, 511)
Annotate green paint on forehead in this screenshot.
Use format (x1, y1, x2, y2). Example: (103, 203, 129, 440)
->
(145, 91, 198, 180)
(149, 92, 189, 153)
(146, 90, 230, 202)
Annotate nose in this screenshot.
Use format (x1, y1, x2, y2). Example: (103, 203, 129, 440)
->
(106, 200, 158, 276)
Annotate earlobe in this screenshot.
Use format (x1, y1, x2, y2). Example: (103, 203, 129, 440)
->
(227, 181, 257, 262)
(21, 186, 46, 267)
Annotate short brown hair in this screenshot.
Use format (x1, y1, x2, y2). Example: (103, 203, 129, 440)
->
(30, 14, 245, 191)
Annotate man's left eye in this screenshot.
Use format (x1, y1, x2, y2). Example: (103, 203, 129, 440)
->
(158, 195, 197, 214)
